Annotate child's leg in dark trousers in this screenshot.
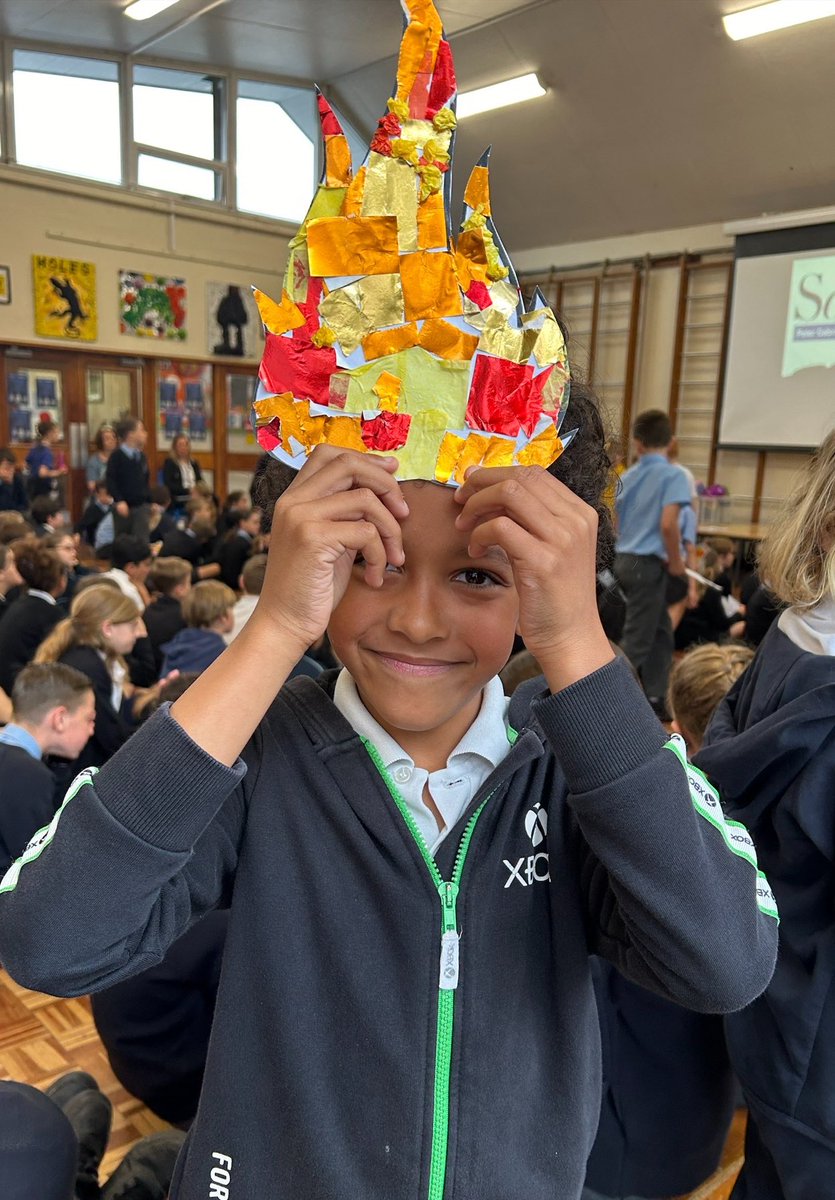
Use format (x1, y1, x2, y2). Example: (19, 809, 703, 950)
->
(612, 553, 672, 708)
(731, 1101, 835, 1200)
(0, 1079, 80, 1200)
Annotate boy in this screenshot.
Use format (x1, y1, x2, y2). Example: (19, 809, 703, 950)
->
(613, 409, 692, 715)
(224, 551, 265, 643)
(0, 441, 778, 1198)
(215, 505, 262, 590)
(0, 538, 66, 694)
(77, 479, 114, 547)
(0, 662, 95, 874)
(0, 6, 776, 1197)
(105, 417, 151, 540)
(101, 533, 153, 611)
(29, 494, 65, 537)
(144, 556, 192, 672)
(159, 580, 235, 676)
(25, 417, 67, 501)
(160, 498, 221, 581)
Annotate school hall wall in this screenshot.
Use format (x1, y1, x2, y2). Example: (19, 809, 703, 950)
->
(0, 166, 813, 524)
(516, 221, 813, 526)
(0, 165, 288, 361)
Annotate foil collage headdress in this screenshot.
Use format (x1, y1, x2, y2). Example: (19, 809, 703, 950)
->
(253, 0, 571, 485)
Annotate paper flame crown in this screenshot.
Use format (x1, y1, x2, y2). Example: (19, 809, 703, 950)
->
(253, 0, 571, 485)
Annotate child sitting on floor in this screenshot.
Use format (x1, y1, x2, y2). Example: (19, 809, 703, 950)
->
(159, 580, 235, 676)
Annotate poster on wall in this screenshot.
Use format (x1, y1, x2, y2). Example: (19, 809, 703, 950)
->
(155, 361, 213, 450)
(32, 255, 97, 340)
(206, 282, 263, 358)
(120, 270, 187, 340)
(0, 265, 10, 305)
(6, 368, 63, 443)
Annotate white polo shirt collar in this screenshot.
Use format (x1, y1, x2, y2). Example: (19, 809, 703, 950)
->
(333, 669, 511, 853)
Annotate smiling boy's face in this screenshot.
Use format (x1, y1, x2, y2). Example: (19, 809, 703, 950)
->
(328, 481, 520, 770)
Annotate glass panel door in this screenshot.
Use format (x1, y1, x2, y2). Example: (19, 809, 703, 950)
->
(226, 371, 258, 454)
(155, 361, 213, 452)
(4, 356, 70, 513)
(84, 361, 142, 497)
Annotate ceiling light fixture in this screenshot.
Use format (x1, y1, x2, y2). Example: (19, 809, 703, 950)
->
(456, 72, 546, 119)
(723, 0, 835, 40)
(124, 0, 183, 21)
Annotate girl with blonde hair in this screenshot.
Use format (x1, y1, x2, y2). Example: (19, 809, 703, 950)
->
(697, 430, 835, 1200)
(35, 584, 173, 769)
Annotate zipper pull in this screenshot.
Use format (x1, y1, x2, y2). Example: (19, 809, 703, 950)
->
(438, 881, 460, 991)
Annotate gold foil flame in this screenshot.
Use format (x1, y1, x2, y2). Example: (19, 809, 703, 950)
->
(254, 0, 571, 483)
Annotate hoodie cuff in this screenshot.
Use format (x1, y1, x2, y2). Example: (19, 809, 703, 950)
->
(532, 656, 667, 794)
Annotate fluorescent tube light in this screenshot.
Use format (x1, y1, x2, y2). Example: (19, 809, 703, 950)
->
(456, 72, 546, 119)
(723, 0, 835, 40)
(124, 0, 183, 20)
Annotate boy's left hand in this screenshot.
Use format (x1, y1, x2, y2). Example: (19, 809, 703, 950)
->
(454, 465, 614, 692)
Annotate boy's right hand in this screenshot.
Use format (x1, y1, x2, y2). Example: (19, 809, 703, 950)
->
(253, 447, 409, 655)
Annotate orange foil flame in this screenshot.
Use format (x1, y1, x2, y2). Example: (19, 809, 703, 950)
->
(254, 0, 571, 485)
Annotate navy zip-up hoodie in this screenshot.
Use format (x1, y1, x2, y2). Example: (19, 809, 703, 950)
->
(0, 658, 777, 1200)
(697, 623, 835, 1167)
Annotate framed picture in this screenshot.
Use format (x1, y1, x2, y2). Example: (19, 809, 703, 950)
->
(0, 266, 10, 305)
(120, 269, 187, 340)
(32, 255, 97, 340)
(207, 281, 263, 359)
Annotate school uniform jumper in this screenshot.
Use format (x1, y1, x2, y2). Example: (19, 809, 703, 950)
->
(0, 727, 59, 877)
(697, 614, 835, 1200)
(105, 445, 151, 540)
(0, 592, 64, 694)
(0, 657, 778, 1200)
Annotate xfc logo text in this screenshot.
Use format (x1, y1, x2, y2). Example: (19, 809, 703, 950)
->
(503, 853, 550, 888)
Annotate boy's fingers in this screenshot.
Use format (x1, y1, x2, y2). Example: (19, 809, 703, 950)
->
(454, 465, 585, 518)
(465, 514, 541, 564)
(455, 475, 596, 544)
(326, 520, 389, 588)
(302, 490, 405, 565)
(291, 448, 408, 516)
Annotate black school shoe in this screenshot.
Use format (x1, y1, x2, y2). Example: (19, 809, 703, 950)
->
(64, 1089, 114, 1200)
(44, 1072, 113, 1200)
(101, 1131, 187, 1200)
(44, 1070, 100, 1111)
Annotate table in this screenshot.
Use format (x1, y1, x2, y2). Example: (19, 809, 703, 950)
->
(697, 523, 769, 542)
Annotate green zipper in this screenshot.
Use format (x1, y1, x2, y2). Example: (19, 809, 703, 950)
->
(362, 738, 491, 1200)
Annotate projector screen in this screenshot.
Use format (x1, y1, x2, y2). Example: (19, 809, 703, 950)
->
(719, 224, 835, 450)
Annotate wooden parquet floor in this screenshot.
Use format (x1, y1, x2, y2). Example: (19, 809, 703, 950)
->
(0, 966, 170, 1181)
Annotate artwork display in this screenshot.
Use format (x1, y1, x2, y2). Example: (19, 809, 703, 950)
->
(32, 255, 97, 340)
(0, 266, 10, 305)
(207, 282, 263, 358)
(6, 368, 63, 443)
(120, 270, 187, 340)
(155, 361, 212, 449)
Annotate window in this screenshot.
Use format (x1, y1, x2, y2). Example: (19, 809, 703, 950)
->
(4, 46, 373, 224)
(137, 155, 217, 201)
(236, 80, 315, 223)
(12, 51, 121, 184)
(132, 65, 225, 201)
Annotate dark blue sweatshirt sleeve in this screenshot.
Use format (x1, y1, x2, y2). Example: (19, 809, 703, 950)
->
(532, 657, 778, 1013)
(0, 705, 247, 996)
